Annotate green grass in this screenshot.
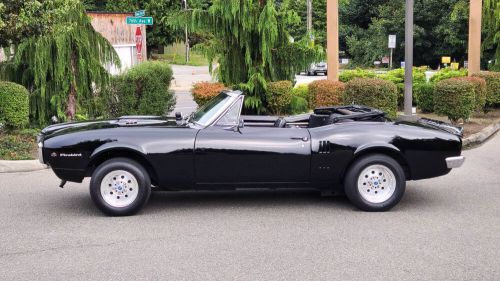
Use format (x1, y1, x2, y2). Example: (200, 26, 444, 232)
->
(0, 128, 38, 160)
(152, 43, 209, 66)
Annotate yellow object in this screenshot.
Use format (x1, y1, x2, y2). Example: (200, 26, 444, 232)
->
(442, 57, 451, 64)
(450, 63, 459, 70)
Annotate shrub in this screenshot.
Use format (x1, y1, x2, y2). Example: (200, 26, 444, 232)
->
(290, 84, 310, 114)
(192, 82, 226, 107)
(339, 68, 376, 83)
(415, 83, 435, 113)
(378, 67, 427, 106)
(430, 68, 467, 83)
(292, 84, 309, 100)
(0, 81, 29, 128)
(344, 78, 398, 118)
(458, 77, 487, 112)
(105, 61, 175, 117)
(308, 80, 345, 109)
(472, 72, 500, 106)
(434, 78, 476, 123)
(265, 81, 293, 115)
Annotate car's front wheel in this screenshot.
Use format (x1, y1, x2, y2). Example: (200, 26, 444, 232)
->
(344, 154, 406, 211)
(90, 158, 151, 216)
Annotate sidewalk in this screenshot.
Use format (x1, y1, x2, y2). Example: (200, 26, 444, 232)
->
(0, 160, 47, 173)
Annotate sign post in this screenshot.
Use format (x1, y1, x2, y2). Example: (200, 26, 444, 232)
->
(388, 35, 396, 70)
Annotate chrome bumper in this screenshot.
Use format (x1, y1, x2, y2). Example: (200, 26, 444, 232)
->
(446, 156, 465, 169)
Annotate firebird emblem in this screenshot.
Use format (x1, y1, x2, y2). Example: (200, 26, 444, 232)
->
(51, 152, 57, 157)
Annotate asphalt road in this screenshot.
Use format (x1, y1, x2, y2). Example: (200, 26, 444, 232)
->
(0, 134, 499, 281)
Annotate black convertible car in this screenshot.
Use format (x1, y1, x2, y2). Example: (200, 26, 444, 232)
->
(38, 91, 465, 215)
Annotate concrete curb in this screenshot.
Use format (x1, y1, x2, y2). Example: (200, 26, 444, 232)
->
(0, 160, 48, 173)
(463, 122, 500, 147)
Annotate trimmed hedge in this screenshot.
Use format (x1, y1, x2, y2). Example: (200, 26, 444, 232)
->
(415, 83, 435, 113)
(292, 84, 309, 100)
(379, 67, 427, 106)
(434, 78, 476, 122)
(339, 68, 376, 83)
(339, 68, 377, 83)
(290, 84, 310, 114)
(265, 81, 293, 115)
(105, 61, 175, 117)
(0, 81, 29, 128)
(462, 77, 487, 111)
(344, 78, 398, 118)
(308, 80, 345, 108)
(430, 68, 467, 83)
(192, 82, 226, 107)
(472, 72, 500, 106)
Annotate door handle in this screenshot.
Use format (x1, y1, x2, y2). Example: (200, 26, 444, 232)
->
(291, 137, 309, 142)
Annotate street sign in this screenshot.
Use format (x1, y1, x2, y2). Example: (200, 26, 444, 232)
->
(388, 35, 397, 49)
(135, 27, 143, 61)
(135, 10, 145, 17)
(126, 17, 153, 25)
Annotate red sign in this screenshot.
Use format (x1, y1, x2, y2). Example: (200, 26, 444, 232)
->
(135, 27, 143, 61)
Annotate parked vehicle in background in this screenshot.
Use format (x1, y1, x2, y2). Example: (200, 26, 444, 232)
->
(307, 62, 328, 76)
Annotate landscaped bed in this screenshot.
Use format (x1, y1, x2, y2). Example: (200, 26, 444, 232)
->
(417, 108, 500, 138)
(0, 129, 39, 160)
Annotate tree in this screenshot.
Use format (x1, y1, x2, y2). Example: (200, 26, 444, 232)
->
(187, 0, 322, 112)
(1, 0, 120, 124)
(0, 0, 72, 47)
(483, 0, 500, 70)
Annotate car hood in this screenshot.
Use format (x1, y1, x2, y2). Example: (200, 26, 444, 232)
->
(41, 116, 182, 138)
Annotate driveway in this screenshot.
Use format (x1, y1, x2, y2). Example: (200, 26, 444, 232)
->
(0, 134, 498, 280)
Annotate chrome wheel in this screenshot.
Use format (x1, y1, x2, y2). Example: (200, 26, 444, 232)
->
(357, 164, 396, 204)
(100, 170, 139, 208)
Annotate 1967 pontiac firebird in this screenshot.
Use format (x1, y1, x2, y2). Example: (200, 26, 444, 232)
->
(38, 91, 465, 216)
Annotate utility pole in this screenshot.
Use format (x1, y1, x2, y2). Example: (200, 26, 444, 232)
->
(307, 0, 312, 33)
(183, 0, 190, 64)
(327, 0, 339, 81)
(404, 0, 414, 116)
(468, 0, 482, 76)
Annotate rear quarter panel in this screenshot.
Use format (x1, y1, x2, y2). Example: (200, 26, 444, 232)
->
(309, 121, 462, 188)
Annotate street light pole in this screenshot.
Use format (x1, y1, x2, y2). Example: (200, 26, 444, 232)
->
(404, 0, 414, 116)
(327, 0, 339, 81)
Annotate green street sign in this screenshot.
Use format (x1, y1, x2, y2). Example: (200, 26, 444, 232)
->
(126, 17, 153, 25)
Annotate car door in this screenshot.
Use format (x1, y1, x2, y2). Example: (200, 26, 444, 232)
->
(194, 98, 311, 185)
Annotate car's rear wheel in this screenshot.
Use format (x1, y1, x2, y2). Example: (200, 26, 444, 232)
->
(344, 154, 406, 211)
(90, 158, 151, 216)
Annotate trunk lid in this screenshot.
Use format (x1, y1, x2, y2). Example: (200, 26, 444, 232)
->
(416, 118, 463, 137)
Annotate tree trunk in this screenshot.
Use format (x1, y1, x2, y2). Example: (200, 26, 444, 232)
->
(66, 50, 77, 120)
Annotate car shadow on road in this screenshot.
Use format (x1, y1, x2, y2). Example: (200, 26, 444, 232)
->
(52, 184, 438, 217)
(143, 189, 355, 214)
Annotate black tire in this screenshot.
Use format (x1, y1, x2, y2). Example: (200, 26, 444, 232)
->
(344, 154, 406, 212)
(89, 158, 151, 216)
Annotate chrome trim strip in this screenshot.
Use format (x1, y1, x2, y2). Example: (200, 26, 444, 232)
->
(446, 156, 465, 169)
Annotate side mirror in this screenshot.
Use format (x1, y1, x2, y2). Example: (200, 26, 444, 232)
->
(230, 119, 244, 133)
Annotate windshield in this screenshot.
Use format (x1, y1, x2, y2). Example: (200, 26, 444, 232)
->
(190, 92, 233, 126)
